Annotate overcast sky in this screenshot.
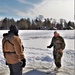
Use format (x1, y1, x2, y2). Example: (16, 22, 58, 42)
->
(0, 0, 74, 21)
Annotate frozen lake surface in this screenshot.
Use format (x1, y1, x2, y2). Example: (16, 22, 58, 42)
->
(0, 30, 75, 75)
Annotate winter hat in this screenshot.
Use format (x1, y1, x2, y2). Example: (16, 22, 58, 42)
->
(9, 25, 18, 36)
(54, 31, 60, 36)
(54, 31, 58, 34)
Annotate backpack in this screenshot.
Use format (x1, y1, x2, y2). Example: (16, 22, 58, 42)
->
(3, 33, 24, 52)
(3, 33, 15, 53)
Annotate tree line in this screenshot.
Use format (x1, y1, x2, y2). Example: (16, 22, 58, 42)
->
(0, 17, 75, 30)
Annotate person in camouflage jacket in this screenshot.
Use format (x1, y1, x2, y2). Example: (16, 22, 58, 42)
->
(47, 31, 65, 70)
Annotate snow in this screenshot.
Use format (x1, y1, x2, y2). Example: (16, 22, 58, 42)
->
(0, 30, 75, 75)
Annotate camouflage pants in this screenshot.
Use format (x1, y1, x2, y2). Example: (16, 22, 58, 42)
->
(53, 50, 63, 68)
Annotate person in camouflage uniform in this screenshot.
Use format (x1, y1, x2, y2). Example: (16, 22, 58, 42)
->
(47, 31, 65, 70)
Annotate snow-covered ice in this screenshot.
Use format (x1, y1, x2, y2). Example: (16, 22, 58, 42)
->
(0, 30, 75, 75)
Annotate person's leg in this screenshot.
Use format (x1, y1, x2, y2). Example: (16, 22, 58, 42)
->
(8, 64, 14, 75)
(10, 62, 22, 75)
(53, 50, 57, 66)
(55, 52, 63, 68)
(55, 61, 61, 68)
(53, 51, 63, 68)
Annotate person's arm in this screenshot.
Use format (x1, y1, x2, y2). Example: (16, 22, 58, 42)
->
(13, 36, 24, 60)
(60, 36, 65, 50)
(47, 37, 54, 48)
(61, 37, 65, 50)
(14, 36, 26, 67)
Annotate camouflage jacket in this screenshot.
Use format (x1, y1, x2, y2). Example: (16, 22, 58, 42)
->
(49, 36, 65, 50)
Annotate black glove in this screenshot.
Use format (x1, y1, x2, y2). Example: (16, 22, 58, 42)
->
(22, 45, 24, 49)
(22, 45, 24, 51)
(6, 62, 8, 65)
(21, 58, 26, 68)
(47, 46, 51, 48)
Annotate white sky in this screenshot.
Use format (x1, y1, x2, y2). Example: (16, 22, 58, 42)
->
(0, 0, 74, 21)
(27, 0, 74, 21)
